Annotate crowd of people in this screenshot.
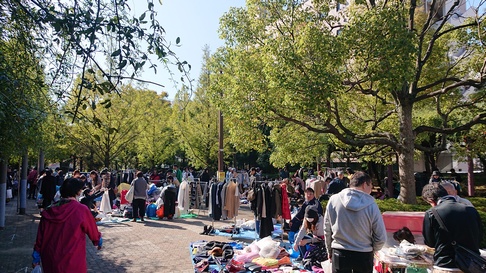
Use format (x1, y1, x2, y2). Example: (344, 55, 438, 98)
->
(2, 163, 479, 273)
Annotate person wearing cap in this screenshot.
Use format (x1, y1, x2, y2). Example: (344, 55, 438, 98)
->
(324, 171, 386, 273)
(293, 205, 324, 260)
(33, 178, 102, 272)
(429, 170, 442, 184)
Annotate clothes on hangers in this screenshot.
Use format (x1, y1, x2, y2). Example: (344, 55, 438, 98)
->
(223, 180, 240, 219)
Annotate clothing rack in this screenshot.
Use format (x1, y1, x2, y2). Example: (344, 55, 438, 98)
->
(250, 180, 288, 241)
(228, 178, 240, 237)
(190, 179, 209, 215)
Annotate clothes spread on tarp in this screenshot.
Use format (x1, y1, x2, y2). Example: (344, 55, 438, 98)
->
(190, 239, 296, 273)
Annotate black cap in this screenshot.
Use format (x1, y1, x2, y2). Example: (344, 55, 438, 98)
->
(305, 205, 318, 219)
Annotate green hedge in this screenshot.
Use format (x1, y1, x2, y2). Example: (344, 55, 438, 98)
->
(321, 197, 486, 248)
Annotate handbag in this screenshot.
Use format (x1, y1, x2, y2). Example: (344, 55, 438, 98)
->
(6, 189, 13, 199)
(125, 185, 134, 203)
(303, 240, 328, 270)
(247, 189, 256, 201)
(431, 208, 486, 273)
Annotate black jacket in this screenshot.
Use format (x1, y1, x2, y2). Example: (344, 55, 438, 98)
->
(80, 191, 104, 210)
(423, 196, 482, 268)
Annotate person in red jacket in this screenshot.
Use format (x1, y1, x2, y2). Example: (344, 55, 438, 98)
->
(33, 178, 102, 273)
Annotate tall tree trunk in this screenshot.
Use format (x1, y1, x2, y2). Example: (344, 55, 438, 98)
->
(0, 159, 7, 229)
(104, 150, 110, 169)
(467, 154, 475, 196)
(19, 152, 28, 215)
(397, 102, 417, 204)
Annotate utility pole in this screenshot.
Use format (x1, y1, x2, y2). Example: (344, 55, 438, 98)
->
(217, 70, 224, 181)
(218, 110, 224, 178)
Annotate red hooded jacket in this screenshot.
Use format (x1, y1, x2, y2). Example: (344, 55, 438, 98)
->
(34, 200, 101, 273)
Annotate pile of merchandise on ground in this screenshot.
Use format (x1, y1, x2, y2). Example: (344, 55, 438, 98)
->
(190, 236, 328, 273)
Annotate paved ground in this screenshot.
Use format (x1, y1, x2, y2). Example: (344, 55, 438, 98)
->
(0, 197, 258, 273)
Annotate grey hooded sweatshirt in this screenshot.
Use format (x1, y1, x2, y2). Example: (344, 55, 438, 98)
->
(324, 188, 386, 254)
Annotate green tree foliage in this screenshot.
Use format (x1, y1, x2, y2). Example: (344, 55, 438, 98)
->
(133, 88, 177, 170)
(0, 6, 49, 161)
(212, 0, 486, 203)
(64, 81, 174, 170)
(173, 46, 221, 170)
(2, 0, 188, 119)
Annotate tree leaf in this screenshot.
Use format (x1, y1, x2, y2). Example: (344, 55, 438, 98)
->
(111, 49, 121, 57)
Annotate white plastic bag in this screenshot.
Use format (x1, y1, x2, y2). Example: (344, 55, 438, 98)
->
(99, 190, 112, 214)
(321, 260, 332, 273)
(6, 189, 12, 199)
(125, 186, 134, 203)
(32, 265, 43, 273)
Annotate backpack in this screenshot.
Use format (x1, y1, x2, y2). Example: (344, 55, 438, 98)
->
(302, 241, 328, 271)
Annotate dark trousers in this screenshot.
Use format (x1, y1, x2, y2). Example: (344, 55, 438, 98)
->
(132, 199, 146, 219)
(42, 197, 53, 209)
(332, 249, 373, 273)
(28, 184, 37, 198)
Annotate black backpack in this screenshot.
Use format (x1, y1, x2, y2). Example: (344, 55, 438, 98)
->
(302, 241, 328, 270)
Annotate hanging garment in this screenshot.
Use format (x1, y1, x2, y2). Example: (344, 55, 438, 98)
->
(223, 181, 240, 219)
(280, 183, 291, 220)
(177, 180, 191, 214)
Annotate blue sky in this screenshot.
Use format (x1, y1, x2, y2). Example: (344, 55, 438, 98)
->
(130, 0, 246, 100)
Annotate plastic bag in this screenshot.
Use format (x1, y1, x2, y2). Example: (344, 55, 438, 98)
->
(321, 260, 332, 273)
(99, 190, 112, 214)
(32, 265, 43, 273)
(6, 189, 12, 199)
(156, 205, 164, 218)
(125, 186, 134, 203)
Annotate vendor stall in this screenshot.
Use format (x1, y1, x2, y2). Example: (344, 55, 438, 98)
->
(374, 241, 434, 273)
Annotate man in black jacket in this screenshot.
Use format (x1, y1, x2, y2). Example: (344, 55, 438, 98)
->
(288, 188, 323, 243)
(422, 183, 482, 270)
(80, 188, 105, 218)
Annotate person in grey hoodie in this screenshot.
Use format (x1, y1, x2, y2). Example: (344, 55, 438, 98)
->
(324, 171, 386, 273)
